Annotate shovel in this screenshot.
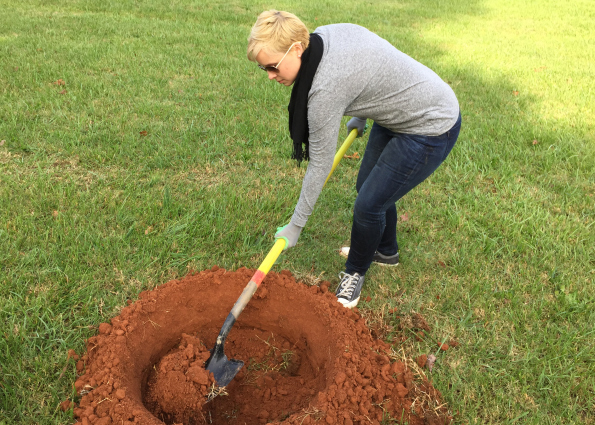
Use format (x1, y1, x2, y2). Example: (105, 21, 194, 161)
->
(205, 128, 362, 387)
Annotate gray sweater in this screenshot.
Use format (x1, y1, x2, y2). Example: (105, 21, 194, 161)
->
(290, 23, 459, 228)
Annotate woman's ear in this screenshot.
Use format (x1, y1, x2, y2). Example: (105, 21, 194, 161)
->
(295, 42, 304, 58)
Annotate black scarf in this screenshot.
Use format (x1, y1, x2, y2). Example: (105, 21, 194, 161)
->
(287, 33, 323, 164)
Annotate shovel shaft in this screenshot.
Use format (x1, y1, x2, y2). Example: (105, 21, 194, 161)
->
(324, 128, 358, 187)
(256, 238, 287, 278)
(216, 238, 286, 344)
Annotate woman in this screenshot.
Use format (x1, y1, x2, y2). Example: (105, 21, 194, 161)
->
(247, 10, 461, 308)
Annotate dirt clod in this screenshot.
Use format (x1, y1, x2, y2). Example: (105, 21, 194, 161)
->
(416, 354, 428, 369)
(438, 342, 450, 351)
(98, 323, 112, 334)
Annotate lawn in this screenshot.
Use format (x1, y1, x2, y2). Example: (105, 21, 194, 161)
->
(0, 0, 593, 424)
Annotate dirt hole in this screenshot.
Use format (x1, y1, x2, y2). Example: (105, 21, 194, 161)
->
(71, 267, 451, 425)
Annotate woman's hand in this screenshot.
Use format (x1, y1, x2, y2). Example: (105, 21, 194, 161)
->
(275, 223, 303, 249)
(346, 117, 367, 137)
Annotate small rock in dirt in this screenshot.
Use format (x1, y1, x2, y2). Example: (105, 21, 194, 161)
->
(59, 400, 72, 412)
(438, 342, 449, 351)
(115, 389, 126, 400)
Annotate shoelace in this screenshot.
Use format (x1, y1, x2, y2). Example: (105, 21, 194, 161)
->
(337, 272, 360, 298)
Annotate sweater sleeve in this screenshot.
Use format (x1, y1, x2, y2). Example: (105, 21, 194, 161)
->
(289, 89, 346, 228)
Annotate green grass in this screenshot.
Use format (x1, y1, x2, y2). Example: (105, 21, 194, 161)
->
(1, 0, 593, 424)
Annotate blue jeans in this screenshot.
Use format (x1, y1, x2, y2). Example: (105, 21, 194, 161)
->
(345, 113, 461, 275)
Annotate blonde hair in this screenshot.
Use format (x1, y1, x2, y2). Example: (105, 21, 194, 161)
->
(247, 10, 310, 61)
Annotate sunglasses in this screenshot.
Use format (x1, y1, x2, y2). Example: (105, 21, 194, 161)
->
(258, 42, 301, 73)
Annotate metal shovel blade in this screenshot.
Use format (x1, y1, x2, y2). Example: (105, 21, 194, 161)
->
(205, 341, 244, 387)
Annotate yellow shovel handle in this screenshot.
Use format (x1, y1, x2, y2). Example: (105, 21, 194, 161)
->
(258, 238, 287, 275)
(324, 128, 358, 187)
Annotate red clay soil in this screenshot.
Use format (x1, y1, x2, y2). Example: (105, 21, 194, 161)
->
(71, 267, 451, 425)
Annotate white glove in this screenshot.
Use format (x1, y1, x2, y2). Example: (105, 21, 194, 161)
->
(346, 117, 367, 137)
(274, 223, 303, 249)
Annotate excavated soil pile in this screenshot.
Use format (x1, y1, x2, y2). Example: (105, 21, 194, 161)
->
(72, 267, 451, 425)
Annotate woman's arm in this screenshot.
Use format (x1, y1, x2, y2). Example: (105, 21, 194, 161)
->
(289, 89, 347, 229)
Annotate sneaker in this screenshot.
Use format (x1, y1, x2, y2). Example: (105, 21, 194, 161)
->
(339, 247, 400, 266)
(335, 272, 365, 308)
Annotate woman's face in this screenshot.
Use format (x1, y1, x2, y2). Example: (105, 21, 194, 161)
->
(256, 43, 303, 86)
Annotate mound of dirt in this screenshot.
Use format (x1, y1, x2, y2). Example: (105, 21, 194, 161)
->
(143, 333, 215, 423)
(71, 267, 451, 425)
